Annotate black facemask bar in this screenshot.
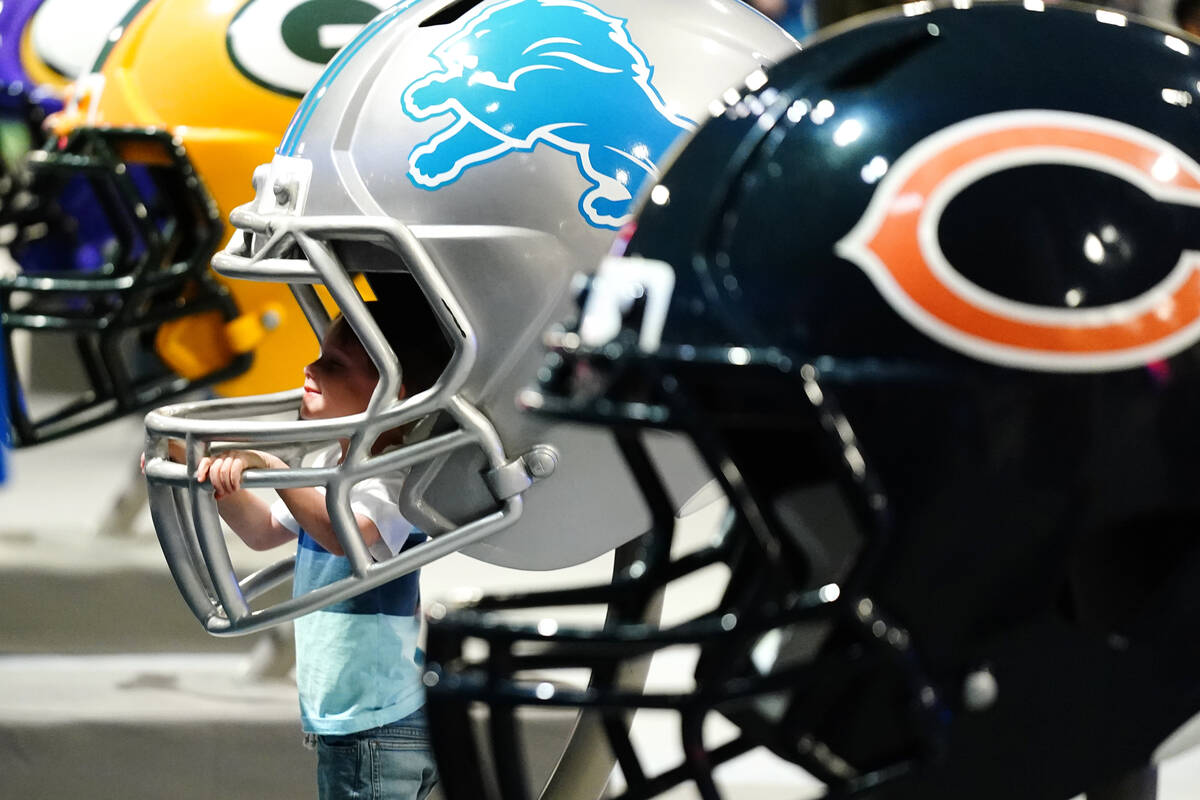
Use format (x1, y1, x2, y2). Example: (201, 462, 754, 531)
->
(1, 126, 244, 445)
(424, 336, 953, 800)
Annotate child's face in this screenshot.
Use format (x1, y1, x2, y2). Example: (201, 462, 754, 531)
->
(299, 318, 380, 420)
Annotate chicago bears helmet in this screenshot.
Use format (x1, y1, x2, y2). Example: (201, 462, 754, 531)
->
(1, 0, 392, 445)
(420, 3, 1200, 798)
(141, 0, 799, 636)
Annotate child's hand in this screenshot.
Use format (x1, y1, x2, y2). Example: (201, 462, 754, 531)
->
(196, 450, 278, 500)
(141, 439, 186, 474)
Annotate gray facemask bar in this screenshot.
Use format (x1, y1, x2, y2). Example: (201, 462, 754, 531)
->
(145, 208, 523, 635)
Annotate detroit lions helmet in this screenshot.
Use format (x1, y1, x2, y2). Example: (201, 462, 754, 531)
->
(421, 3, 1200, 798)
(142, 0, 799, 635)
(1, 0, 392, 445)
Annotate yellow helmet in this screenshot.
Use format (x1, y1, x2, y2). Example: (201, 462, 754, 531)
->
(2, 0, 389, 444)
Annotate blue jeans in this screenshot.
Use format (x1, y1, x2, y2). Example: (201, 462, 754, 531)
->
(315, 710, 439, 800)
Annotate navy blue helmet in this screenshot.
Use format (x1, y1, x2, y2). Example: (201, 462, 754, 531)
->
(422, 3, 1200, 798)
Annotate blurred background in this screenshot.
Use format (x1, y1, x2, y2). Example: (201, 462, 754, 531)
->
(3, 0, 1200, 798)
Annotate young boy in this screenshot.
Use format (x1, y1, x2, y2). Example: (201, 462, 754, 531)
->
(194, 299, 447, 800)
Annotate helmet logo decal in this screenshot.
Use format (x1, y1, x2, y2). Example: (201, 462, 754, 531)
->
(228, 0, 389, 98)
(401, 0, 695, 230)
(837, 110, 1200, 372)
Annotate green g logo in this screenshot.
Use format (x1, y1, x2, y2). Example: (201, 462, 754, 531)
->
(227, 0, 388, 97)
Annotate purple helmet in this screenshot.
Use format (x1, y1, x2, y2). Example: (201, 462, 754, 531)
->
(0, 0, 61, 192)
(0, 0, 129, 262)
(0, 0, 148, 445)
(0, 0, 53, 473)
(0, 0, 65, 105)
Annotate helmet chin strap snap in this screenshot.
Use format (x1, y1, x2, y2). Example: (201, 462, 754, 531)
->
(484, 444, 559, 501)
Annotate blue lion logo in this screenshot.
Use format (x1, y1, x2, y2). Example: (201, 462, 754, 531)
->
(401, 0, 694, 229)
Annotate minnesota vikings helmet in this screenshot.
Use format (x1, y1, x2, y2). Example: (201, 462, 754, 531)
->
(1, 0, 393, 445)
(0, 0, 58, 210)
(0, 0, 137, 252)
(422, 3, 1200, 798)
(142, 0, 799, 635)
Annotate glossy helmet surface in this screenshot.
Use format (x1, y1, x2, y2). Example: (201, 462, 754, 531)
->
(422, 4, 1200, 798)
(0, 0, 60, 209)
(0, 0, 137, 255)
(1, 0, 392, 445)
(142, 0, 799, 635)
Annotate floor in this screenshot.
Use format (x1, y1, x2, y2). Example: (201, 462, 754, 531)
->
(1, 416, 1199, 799)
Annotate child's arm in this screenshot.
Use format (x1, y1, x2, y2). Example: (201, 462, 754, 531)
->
(145, 442, 294, 551)
(274, 486, 384, 558)
(198, 451, 384, 557)
(196, 453, 295, 551)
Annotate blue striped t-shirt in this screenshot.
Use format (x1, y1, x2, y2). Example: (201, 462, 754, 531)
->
(271, 446, 426, 735)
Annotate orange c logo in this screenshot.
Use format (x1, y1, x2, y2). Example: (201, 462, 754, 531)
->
(836, 110, 1200, 372)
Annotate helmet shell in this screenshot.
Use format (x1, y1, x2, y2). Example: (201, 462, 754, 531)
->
(67, 0, 395, 396)
(541, 3, 1200, 788)
(261, 0, 799, 567)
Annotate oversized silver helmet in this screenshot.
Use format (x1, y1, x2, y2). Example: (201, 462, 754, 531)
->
(143, 0, 799, 634)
